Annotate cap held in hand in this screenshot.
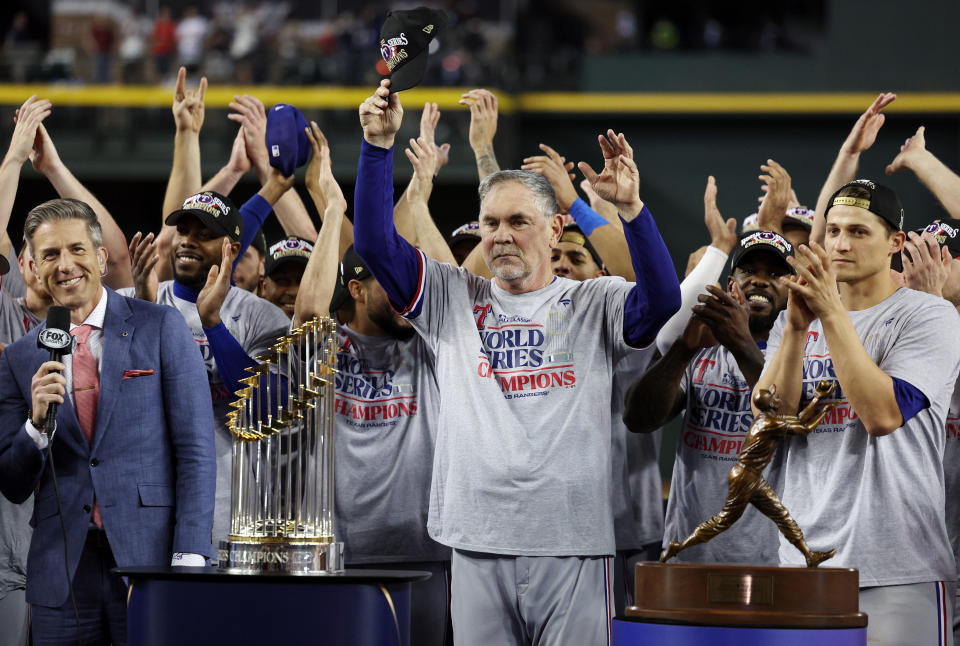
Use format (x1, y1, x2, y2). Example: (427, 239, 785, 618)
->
(378, 7, 448, 93)
(266, 103, 311, 177)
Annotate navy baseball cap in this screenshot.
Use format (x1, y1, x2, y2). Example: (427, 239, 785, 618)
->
(379, 7, 448, 93)
(329, 245, 372, 313)
(165, 191, 242, 241)
(729, 231, 795, 273)
(891, 218, 960, 271)
(266, 104, 310, 177)
(264, 236, 313, 278)
(826, 179, 904, 231)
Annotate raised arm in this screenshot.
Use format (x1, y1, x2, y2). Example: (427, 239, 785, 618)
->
(230, 94, 318, 240)
(30, 122, 133, 288)
(522, 142, 635, 280)
(158, 67, 207, 281)
(655, 175, 736, 354)
(811, 93, 896, 245)
(200, 127, 251, 196)
(302, 126, 353, 261)
(578, 130, 681, 347)
(404, 136, 457, 265)
(885, 126, 960, 220)
(294, 122, 345, 325)
(353, 80, 424, 315)
(460, 89, 500, 181)
(756, 159, 792, 235)
(622, 319, 710, 433)
(0, 97, 50, 240)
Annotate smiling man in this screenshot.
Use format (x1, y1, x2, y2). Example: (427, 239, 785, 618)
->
(261, 235, 312, 319)
(624, 231, 792, 565)
(352, 79, 680, 645)
(123, 190, 290, 544)
(0, 198, 215, 644)
(756, 180, 960, 646)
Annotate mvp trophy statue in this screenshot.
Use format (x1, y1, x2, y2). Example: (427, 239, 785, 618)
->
(618, 381, 868, 645)
(218, 317, 344, 573)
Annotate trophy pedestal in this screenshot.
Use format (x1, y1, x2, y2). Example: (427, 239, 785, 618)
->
(218, 538, 344, 573)
(613, 562, 867, 645)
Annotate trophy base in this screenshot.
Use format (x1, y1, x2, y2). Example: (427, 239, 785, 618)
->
(627, 561, 866, 628)
(217, 539, 344, 574)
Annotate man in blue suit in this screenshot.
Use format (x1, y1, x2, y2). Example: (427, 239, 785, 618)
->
(0, 198, 216, 645)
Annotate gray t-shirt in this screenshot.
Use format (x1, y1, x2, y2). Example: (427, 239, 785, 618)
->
(665, 344, 781, 564)
(3, 247, 26, 300)
(334, 324, 449, 564)
(407, 257, 638, 557)
(763, 288, 960, 586)
(120, 281, 289, 541)
(945, 373, 960, 580)
(0, 290, 39, 599)
(611, 348, 663, 550)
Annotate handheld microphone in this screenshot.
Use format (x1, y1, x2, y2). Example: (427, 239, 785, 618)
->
(37, 306, 73, 434)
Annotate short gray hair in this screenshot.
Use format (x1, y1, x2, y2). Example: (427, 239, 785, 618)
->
(478, 170, 558, 220)
(24, 198, 103, 253)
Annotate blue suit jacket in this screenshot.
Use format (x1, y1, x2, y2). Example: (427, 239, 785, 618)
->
(0, 288, 216, 607)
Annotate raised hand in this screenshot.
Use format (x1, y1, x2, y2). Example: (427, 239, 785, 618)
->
(419, 102, 451, 175)
(405, 137, 440, 201)
(226, 127, 251, 176)
(521, 143, 579, 212)
(782, 275, 816, 332)
(681, 313, 718, 351)
(885, 125, 927, 176)
(359, 79, 403, 149)
(703, 176, 737, 253)
(840, 92, 896, 156)
(757, 159, 793, 233)
(897, 230, 951, 297)
(459, 89, 498, 151)
(6, 95, 51, 165)
(227, 94, 268, 172)
(197, 239, 237, 329)
(128, 231, 160, 302)
(172, 66, 207, 134)
(27, 122, 62, 176)
(304, 121, 346, 213)
(578, 129, 643, 220)
(784, 243, 843, 320)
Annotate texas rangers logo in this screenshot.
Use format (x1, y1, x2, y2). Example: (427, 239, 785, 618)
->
(474, 304, 493, 330)
(380, 33, 409, 71)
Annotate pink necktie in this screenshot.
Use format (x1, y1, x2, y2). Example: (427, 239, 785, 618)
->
(71, 324, 101, 528)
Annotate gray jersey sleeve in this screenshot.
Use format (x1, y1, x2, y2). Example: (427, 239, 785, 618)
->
(406, 255, 485, 352)
(2, 247, 24, 299)
(878, 298, 960, 401)
(241, 296, 292, 357)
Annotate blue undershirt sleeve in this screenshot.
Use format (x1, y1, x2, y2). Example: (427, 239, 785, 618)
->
(234, 194, 273, 275)
(567, 198, 609, 237)
(353, 139, 425, 317)
(621, 205, 682, 348)
(203, 322, 286, 410)
(891, 377, 929, 425)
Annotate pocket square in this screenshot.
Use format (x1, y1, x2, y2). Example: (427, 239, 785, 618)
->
(122, 369, 155, 380)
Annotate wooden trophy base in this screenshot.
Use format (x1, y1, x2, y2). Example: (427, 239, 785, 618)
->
(626, 562, 867, 629)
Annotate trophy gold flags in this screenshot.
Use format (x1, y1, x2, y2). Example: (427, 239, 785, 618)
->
(219, 317, 343, 573)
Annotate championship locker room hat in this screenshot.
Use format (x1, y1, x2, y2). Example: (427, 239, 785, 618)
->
(729, 231, 795, 273)
(825, 179, 904, 231)
(559, 224, 606, 271)
(266, 103, 310, 177)
(891, 218, 960, 272)
(378, 7, 448, 92)
(165, 191, 242, 241)
(264, 236, 314, 278)
(448, 221, 480, 245)
(329, 245, 373, 312)
(742, 207, 815, 234)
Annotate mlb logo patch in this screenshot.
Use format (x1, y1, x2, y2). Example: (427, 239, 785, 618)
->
(271, 144, 280, 157)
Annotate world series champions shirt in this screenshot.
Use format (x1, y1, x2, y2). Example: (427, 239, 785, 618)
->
(121, 281, 290, 541)
(945, 374, 960, 583)
(405, 265, 643, 556)
(333, 324, 449, 564)
(763, 288, 960, 586)
(666, 344, 780, 564)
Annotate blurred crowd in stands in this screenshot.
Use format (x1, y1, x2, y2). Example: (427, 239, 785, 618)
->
(1, 1, 824, 90)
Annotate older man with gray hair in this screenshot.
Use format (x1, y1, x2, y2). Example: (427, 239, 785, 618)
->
(352, 79, 680, 645)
